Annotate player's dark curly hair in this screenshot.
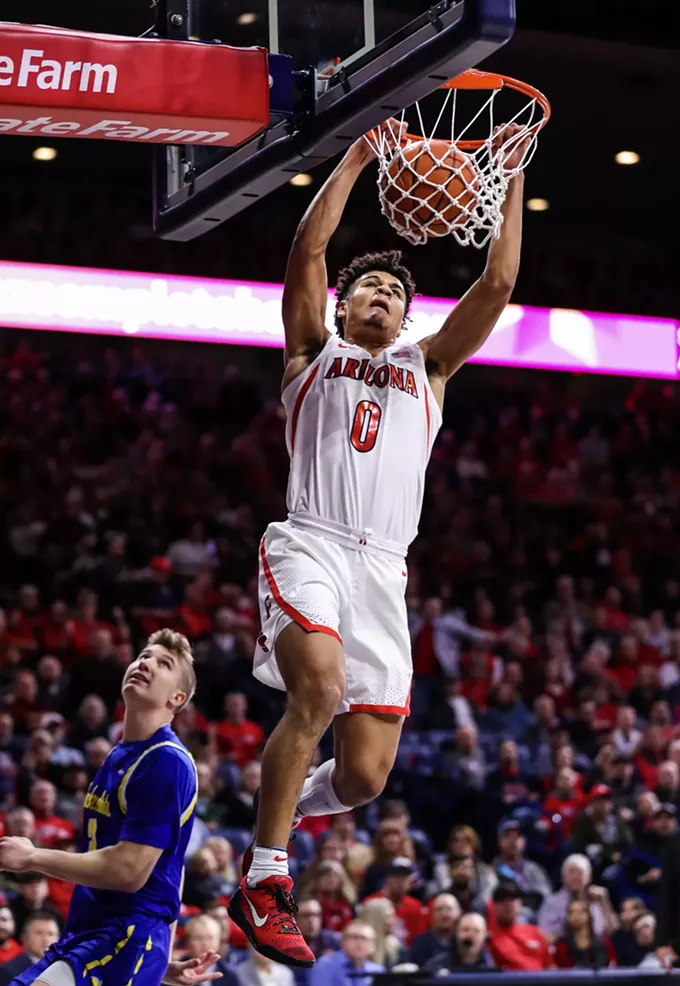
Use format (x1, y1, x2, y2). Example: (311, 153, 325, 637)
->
(334, 250, 416, 337)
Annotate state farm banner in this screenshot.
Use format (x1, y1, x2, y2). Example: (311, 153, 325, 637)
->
(0, 23, 270, 146)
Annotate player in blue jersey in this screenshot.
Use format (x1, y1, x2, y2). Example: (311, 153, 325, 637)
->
(0, 629, 222, 986)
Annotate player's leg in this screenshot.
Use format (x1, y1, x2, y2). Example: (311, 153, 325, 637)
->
(255, 620, 346, 855)
(230, 620, 344, 968)
(294, 710, 402, 816)
(295, 551, 409, 819)
(333, 710, 404, 804)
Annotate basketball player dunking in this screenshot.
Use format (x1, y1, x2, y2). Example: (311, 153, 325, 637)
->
(228, 120, 528, 966)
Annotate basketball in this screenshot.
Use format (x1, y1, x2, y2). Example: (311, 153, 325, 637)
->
(381, 138, 480, 237)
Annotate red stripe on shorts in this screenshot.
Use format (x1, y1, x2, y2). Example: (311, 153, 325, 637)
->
(349, 684, 411, 717)
(260, 538, 342, 644)
(349, 702, 410, 716)
(424, 386, 431, 447)
(290, 364, 320, 453)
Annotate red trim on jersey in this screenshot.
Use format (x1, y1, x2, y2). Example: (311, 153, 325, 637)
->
(349, 702, 410, 716)
(260, 539, 342, 644)
(290, 364, 320, 453)
(424, 385, 431, 447)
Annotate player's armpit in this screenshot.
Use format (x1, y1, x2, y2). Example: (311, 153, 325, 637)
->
(419, 273, 511, 382)
(113, 840, 163, 893)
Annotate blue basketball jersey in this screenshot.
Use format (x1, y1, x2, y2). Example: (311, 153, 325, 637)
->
(67, 722, 197, 930)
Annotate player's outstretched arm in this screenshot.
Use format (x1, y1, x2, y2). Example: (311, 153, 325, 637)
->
(282, 121, 404, 368)
(282, 141, 371, 366)
(0, 835, 161, 893)
(420, 124, 527, 388)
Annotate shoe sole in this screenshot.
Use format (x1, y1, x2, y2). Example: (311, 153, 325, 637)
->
(228, 887, 315, 968)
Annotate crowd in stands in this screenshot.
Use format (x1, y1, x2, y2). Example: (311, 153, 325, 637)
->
(1, 334, 680, 983)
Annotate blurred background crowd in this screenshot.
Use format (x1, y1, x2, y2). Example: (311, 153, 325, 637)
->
(0, 332, 679, 984)
(0, 1, 678, 982)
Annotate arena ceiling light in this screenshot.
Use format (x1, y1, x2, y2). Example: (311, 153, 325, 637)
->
(33, 146, 57, 162)
(615, 150, 640, 165)
(237, 12, 258, 25)
(289, 173, 313, 187)
(526, 197, 549, 212)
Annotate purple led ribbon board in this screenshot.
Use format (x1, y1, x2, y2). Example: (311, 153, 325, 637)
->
(0, 260, 677, 379)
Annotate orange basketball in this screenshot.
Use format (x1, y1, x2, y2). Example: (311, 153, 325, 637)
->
(381, 139, 479, 237)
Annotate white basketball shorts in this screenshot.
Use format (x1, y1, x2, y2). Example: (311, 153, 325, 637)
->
(253, 514, 412, 716)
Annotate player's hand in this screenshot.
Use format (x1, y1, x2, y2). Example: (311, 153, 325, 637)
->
(491, 122, 532, 172)
(163, 953, 223, 985)
(359, 118, 409, 163)
(0, 836, 36, 872)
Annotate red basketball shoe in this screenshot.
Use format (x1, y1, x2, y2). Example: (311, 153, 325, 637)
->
(228, 875, 315, 968)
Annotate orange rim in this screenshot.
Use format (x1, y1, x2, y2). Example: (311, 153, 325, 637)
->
(369, 68, 551, 153)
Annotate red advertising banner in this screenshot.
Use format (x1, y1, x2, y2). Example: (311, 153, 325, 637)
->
(0, 23, 270, 146)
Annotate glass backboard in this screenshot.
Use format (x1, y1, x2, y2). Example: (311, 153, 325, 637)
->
(154, 0, 516, 240)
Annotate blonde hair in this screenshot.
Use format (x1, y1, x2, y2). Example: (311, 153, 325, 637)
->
(372, 820, 412, 865)
(189, 846, 217, 873)
(204, 836, 237, 883)
(299, 858, 357, 905)
(356, 897, 401, 967)
(147, 629, 196, 713)
(448, 825, 482, 859)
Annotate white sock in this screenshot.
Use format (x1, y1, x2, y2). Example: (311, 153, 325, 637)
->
(295, 759, 352, 819)
(246, 845, 289, 887)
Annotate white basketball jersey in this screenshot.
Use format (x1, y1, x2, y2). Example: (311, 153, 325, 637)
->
(282, 335, 442, 546)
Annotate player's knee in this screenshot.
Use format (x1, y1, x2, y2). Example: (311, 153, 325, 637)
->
(337, 761, 388, 806)
(287, 674, 344, 732)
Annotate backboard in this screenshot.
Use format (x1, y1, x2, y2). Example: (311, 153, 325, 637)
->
(153, 0, 515, 241)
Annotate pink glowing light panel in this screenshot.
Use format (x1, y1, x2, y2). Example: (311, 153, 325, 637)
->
(0, 261, 677, 379)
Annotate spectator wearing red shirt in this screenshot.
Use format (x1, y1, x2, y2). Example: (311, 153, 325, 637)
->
(635, 726, 667, 791)
(488, 881, 552, 971)
(7, 585, 42, 656)
(70, 591, 117, 657)
(215, 692, 264, 769)
(362, 857, 427, 946)
(0, 904, 22, 965)
(39, 601, 75, 663)
(603, 587, 630, 633)
(6, 670, 44, 735)
(543, 767, 585, 841)
(308, 860, 356, 933)
(609, 635, 641, 695)
(29, 779, 75, 848)
(178, 575, 215, 639)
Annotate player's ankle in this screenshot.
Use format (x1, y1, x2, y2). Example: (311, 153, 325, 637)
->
(246, 845, 289, 887)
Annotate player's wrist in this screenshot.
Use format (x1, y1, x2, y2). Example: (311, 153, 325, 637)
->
(346, 137, 375, 169)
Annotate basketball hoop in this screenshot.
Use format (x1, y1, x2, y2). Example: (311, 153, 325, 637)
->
(365, 69, 551, 248)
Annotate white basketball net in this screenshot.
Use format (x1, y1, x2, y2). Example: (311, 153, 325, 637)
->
(365, 79, 545, 248)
